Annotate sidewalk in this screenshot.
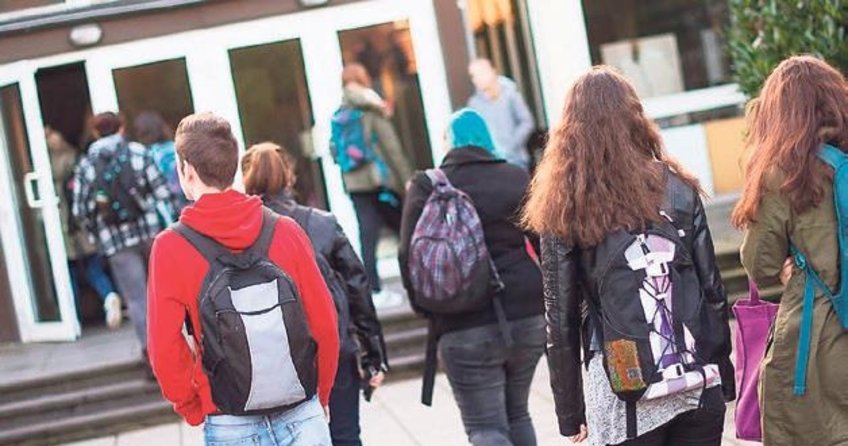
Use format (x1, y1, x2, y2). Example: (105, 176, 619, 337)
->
(63, 358, 758, 446)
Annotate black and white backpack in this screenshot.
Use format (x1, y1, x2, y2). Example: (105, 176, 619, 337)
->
(593, 212, 728, 439)
(174, 208, 317, 415)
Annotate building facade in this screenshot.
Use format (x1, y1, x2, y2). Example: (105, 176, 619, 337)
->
(0, 0, 747, 343)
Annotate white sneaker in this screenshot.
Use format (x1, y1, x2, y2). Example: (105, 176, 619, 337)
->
(371, 290, 404, 310)
(104, 293, 123, 329)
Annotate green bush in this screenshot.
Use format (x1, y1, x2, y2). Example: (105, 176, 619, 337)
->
(728, 0, 848, 97)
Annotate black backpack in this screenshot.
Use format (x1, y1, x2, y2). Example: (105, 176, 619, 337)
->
(288, 206, 357, 357)
(173, 208, 317, 415)
(592, 213, 728, 439)
(90, 142, 145, 225)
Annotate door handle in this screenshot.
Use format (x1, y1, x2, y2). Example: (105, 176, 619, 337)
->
(23, 172, 43, 209)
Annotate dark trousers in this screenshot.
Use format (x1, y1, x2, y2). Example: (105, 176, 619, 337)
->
(329, 354, 362, 446)
(439, 315, 546, 446)
(349, 191, 401, 293)
(612, 405, 726, 446)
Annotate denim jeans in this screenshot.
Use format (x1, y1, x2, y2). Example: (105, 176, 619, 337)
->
(349, 192, 401, 292)
(107, 241, 151, 349)
(204, 396, 331, 446)
(439, 315, 546, 446)
(69, 253, 116, 301)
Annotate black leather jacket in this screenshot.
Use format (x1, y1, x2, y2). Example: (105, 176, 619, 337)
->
(541, 171, 735, 437)
(264, 193, 387, 371)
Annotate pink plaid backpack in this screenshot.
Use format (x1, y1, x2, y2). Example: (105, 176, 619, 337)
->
(408, 169, 502, 314)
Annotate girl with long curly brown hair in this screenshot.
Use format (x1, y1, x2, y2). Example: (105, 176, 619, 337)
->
(525, 66, 734, 446)
(732, 55, 848, 445)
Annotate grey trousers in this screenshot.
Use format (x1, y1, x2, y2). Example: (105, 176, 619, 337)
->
(439, 315, 547, 446)
(107, 241, 152, 350)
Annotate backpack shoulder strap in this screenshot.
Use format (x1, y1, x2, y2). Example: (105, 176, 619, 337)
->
(819, 144, 847, 169)
(249, 207, 280, 258)
(173, 222, 231, 265)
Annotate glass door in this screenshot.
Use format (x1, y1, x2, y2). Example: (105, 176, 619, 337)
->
(228, 38, 328, 210)
(0, 63, 79, 342)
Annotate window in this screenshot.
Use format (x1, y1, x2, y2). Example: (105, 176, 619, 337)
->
(582, 0, 731, 98)
(113, 58, 194, 136)
(229, 39, 328, 210)
(338, 20, 433, 171)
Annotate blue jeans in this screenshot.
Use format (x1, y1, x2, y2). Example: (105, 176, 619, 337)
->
(204, 396, 331, 446)
(439, 315, 546, 446)
(69, 254, 116, 302)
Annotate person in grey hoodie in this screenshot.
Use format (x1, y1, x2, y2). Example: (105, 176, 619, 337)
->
(467, 59, 535, 169)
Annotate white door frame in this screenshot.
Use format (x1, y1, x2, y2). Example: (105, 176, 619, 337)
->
(29, 0, 452, 253)
(0, 62, 80, 342)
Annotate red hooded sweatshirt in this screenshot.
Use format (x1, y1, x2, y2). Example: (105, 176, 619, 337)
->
(147, 190, 339, 426)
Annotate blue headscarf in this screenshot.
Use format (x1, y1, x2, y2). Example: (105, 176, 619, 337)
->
(446, 108, 500, 156)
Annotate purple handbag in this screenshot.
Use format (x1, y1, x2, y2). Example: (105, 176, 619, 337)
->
(733, 281, 779, 442)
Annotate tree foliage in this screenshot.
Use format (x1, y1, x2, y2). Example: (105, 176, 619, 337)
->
(728, 0, 848, 97)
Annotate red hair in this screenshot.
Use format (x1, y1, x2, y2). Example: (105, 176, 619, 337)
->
(732, 56, 848, 228)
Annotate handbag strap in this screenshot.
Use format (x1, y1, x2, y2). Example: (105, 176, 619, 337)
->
(748, 279, 760, 304)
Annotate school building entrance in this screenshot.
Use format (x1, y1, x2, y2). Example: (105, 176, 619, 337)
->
(0, 0, 453, 343)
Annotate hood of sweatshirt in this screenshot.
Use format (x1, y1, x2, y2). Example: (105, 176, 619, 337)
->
(179, 189, 264, 251)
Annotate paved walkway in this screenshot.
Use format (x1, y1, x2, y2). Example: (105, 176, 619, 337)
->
(63, 358, 758, 446)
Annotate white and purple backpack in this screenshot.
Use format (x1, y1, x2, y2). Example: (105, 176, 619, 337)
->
(408, 169, 502, 314)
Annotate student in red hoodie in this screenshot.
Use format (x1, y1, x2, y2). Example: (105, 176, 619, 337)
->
(147, 113, 339, 446)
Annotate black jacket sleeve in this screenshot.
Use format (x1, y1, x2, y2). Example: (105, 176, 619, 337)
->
(690, 195, 736, 402)
(328, 222, 387, 370)
(541, 235, 586, 436)
(398, 173, 432, 314)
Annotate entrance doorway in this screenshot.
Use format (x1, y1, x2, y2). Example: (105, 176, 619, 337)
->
(338, 20, 433, 171)
(0, 0, 452, 343)
(34, 62, 108, 326)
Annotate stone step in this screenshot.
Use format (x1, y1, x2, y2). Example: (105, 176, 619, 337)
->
(0, 398, 175, 446)
(0, 379, 158, 428)
(0, 359, 145, 406)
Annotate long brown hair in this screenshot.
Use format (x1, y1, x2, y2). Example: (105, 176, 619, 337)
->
(241, 142, 297, 197)
(522, 66, 700, 247)
(732, 56, 848, 228)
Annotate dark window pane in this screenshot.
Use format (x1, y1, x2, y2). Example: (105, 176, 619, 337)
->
(113, 59, 194, 137)
(229, 39, 328, 210)
(582, 0, 731, 98)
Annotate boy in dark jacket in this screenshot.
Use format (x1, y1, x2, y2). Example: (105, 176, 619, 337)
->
(242, 142, 387, 446)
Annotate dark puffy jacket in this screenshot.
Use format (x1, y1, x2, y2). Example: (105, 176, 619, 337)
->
(541, 169, 735, 437)
(264, 193, 387, 371)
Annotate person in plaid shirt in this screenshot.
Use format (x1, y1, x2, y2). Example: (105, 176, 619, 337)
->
(72, 112, 177, 356)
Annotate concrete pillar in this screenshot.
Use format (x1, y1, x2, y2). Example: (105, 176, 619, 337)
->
(524, 0, 592, 127)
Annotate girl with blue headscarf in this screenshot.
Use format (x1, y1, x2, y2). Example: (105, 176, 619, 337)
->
(398, 108, 546, 446)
